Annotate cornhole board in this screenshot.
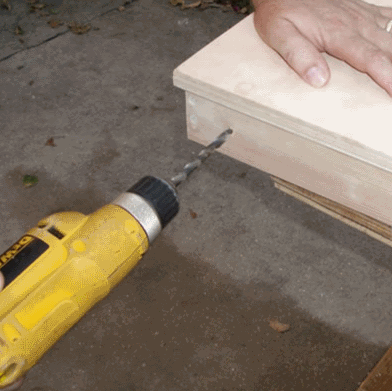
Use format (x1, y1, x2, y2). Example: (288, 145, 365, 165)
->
(173, 6, 392, 246)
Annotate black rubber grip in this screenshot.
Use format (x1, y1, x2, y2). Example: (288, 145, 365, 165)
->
(128, 176, 179, 228)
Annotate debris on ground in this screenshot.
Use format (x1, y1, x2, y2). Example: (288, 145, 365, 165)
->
(269, 319, 290, 333)
(171, 0, 200, 10)
(184, 0, 202, 9)
(189, 209, 198, 219)
(1, 0, 11, 11)
(170, 0, 253, 13)
(22, 175, 39, 188)
(68, 21, 91, 34)
(15, 26, 24, 35)
(45, 137, 56, 147)
(48, 19, 64, 28)
(28, 0, 47, 13)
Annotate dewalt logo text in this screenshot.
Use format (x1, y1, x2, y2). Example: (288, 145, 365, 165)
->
(0, 236, 33, 267)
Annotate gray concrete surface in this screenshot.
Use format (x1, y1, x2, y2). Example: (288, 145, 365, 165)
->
(0, 0, 127, 61)
(1, 0, 392, 390)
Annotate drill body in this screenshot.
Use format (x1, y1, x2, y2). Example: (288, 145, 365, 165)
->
(0, 177, 178, 388)
(0, 128, 231, 388)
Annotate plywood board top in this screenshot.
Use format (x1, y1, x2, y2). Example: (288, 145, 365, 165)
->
(173, 5, 392, 173)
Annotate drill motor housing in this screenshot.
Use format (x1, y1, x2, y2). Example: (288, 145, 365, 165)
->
(0, 176, 178, 388)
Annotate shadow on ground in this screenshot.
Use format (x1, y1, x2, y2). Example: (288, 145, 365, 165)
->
(23, 237, 385, 391)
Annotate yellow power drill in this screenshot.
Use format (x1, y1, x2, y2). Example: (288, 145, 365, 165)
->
(0, 129, 232, 389)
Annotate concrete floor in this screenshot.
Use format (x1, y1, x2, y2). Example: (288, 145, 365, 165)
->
(1, 0, 392, 390)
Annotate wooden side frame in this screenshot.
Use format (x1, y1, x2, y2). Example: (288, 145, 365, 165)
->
(184, 91, 392, 226)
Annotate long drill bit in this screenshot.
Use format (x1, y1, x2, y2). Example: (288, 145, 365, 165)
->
(171, 129, 233, 187)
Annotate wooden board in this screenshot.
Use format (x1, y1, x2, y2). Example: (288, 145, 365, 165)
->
(173, 6, 392, 226)
(356, 345, 392, 391)
(180, 91, 392, 226)
(272, 176, 392, 247)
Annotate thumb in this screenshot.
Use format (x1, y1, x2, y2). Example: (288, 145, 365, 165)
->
(0, 272, 4, 291)
(254, 15, 330, 88)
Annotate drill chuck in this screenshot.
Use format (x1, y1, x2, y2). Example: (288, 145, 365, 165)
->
(113, 176, 179, 243)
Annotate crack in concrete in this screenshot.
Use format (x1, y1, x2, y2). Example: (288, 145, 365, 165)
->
(0, 30, 69, 62)
(0, 4, 130, 63)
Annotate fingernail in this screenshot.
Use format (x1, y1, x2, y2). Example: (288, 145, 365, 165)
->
(305, 66, 327, 88)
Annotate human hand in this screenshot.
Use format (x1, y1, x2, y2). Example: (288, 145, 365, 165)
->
(252, 0, 392, 96)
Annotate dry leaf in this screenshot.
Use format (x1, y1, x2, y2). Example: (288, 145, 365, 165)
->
(48, 19, 63, 28)
(68, 21, 91, 35)
(29, 2, 47, 12)
(118, 5, 125, 11)
(15, 26, 24, 35)
(219, 3, 233, 11)
(181, 1, 201, 9)
(269, 319, 290, 333)
(199, 2, 210, 9)
(45, 137, 56, 147)
(199, 1, 231, 10)
(189, 209, 198, 219)
(170, 0, 184, 6)
(1, 0, 11, 11)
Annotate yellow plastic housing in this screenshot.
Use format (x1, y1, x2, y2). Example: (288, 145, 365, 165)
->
(0, 204, 149, 387)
